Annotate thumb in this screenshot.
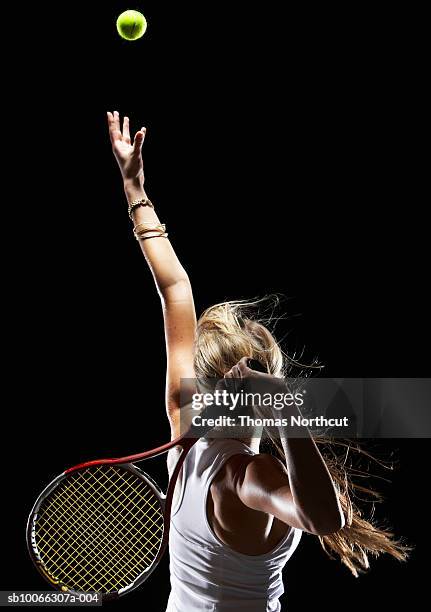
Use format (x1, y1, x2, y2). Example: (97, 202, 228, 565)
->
(132, 128, 146, 154)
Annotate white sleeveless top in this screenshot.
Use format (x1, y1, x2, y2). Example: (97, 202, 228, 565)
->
(166, 438, 302, 612)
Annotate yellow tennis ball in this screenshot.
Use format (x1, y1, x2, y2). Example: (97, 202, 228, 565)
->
(116, 10, 147, 41)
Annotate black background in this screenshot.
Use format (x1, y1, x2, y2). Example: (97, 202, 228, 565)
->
(3, 1, 428, 610)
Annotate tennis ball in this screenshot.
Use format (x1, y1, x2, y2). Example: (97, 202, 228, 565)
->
(116, 10, 147, 41)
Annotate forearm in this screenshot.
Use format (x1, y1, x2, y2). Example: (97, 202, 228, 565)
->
(124, 178, 190, 297)
(278, 408, 345, 533)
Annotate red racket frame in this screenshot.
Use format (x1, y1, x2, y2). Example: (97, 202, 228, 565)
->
(27, 432, 198, 599)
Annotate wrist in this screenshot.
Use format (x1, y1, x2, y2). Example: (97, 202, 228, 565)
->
(124, 176, 146, 202)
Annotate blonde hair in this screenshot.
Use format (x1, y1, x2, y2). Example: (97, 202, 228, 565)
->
(194, 297, 410, 576)
(194, 298, 284, 378)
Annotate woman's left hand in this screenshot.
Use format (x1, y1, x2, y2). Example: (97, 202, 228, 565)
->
(107, 111, 146, 185)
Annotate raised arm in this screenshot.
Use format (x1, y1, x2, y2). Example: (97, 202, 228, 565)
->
(107, 111, 196, 439)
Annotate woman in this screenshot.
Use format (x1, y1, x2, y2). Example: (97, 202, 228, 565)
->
(107, 112, 408, 612)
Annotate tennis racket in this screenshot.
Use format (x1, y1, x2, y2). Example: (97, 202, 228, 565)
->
(27, 361, 266, 599)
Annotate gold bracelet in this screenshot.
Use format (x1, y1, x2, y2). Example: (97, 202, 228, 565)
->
(133, 222, 166, 234)
(137, 232, 168, 241)
(128, 197, 154, 220)
(133, 223, 166, 240)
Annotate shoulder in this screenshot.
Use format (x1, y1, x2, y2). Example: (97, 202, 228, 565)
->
(247, 453, 286, 470)
(220, 452, 288, 493)
(242, 453, 288, 484)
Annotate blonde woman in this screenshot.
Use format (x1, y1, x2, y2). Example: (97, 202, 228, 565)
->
(107, 112, 408, 612)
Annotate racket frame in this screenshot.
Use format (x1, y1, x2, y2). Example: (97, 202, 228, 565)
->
(27, 360, 266, 597)
(26, 434, 196, 599)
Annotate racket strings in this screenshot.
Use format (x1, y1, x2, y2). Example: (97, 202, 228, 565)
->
(36, 467, 163, 591)
(33, 466, 164, 593)
(40, 481, 153, 587)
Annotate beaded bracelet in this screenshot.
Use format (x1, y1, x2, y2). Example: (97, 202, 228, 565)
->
(128, 196, 154, 220)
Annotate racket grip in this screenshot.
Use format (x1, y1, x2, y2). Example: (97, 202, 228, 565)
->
(188, 359, 268, 438)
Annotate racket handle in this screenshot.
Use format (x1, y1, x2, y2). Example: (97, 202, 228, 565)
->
(188, 359, 268, 438)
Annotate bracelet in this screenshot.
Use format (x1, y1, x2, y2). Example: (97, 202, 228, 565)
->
(137, 232, 169, 241)
(128, 196, 154, 220)
(133, 223, 166, 240)
(134, 222, 166, 234)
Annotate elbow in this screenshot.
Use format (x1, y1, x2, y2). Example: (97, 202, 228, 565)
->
(307, 512, 346, 537)
(161, 277, 193, 303)
(301, 509, 346, 536)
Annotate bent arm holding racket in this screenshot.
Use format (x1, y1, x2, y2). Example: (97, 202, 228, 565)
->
(221, 358, 345, 537)
(107, 111, 196, 440)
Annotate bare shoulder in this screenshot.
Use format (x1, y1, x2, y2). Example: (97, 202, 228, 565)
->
(246, 453, 287, 472)
(217, 452, 288, 493)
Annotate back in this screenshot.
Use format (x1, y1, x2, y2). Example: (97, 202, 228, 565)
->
(166, 438, 301, 612)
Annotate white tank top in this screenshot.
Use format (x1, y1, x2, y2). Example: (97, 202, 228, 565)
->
(166, 438, 302, 612)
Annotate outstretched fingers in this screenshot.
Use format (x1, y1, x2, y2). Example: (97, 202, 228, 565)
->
(113, 110, 121, 133)
(123, 116, 131, 144)
(132, 127, 146, 155)
(107, 111, 122, 143)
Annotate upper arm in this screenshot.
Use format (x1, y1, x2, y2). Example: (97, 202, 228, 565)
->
(235, 453, 342, 535)
(162, 279, 196, 439)
(234, 454, 310, 531)
(236, 453, 345, 536)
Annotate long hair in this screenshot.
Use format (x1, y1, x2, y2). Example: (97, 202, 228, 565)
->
(194, 296, 410, 576)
